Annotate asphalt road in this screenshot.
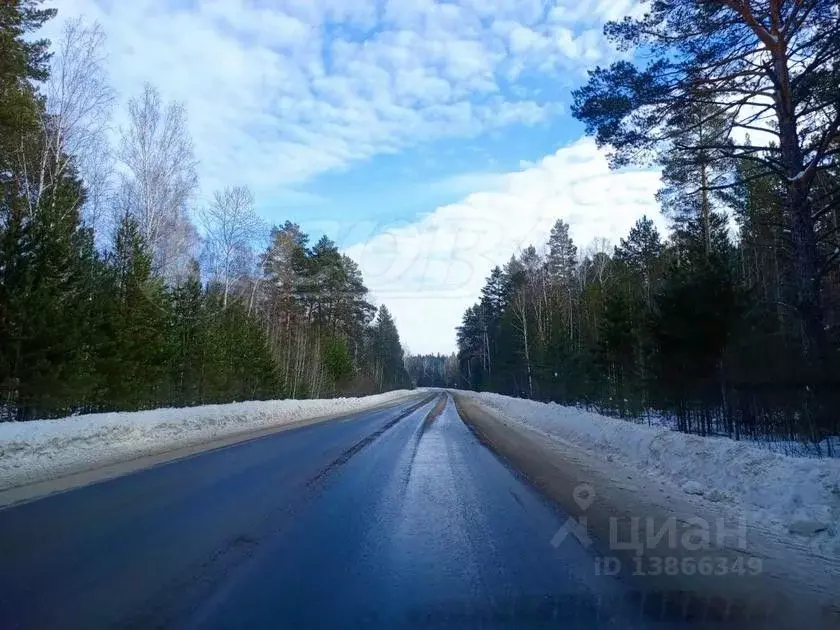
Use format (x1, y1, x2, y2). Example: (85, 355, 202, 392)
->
(0, 394, 661, 629)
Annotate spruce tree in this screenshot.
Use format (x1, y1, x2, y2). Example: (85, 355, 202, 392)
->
(168, 260, 206, 405)
(99, 216, 170, 409)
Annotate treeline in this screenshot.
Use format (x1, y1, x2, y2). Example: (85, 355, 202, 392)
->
(0, 3, 409, 420)
(458, 208, 839, 447)
(405, 354, 458, 388)
(458, 1, 839, 448)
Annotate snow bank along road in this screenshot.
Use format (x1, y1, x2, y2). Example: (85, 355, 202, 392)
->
(0, 393, 755, 629)
(453, 391, 840, 629)
(0, 389, 416, 503)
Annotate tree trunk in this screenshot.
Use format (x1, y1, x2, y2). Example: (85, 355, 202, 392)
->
(523, 321, 533, 399)
(700, 162, 711, 256)
(771, 44, 826, 363)
(788, 186, 825, 360)
(515, 297, 534, 399)
(247, 278, 259, 317)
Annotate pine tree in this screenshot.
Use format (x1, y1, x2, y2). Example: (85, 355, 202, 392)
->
(571, 0, 840, 364)
(614, 216, 665, 307)
(546, 219, 577, 285)
(656, 99, 733, 256)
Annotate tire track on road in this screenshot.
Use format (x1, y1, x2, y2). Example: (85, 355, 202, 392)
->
(306, 394, 439, 488)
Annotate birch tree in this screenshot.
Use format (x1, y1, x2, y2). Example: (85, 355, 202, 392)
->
(43, 19, 115, 233)
(116, 83, 198, 280)
(17, 16, 114, 232)
(199, 185, 262, 308)
(511, 287, 534, 399)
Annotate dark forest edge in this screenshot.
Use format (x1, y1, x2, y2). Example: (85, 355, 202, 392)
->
(1, 3, 411, 421)
(410, 1, 840, 455)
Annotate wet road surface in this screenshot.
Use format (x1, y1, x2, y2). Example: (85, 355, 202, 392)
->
(0, 394, 658, 628)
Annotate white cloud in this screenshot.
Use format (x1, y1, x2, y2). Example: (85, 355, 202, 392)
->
(42, 1, 656, 353)
(46, 0, 624, 201)
(345, 138, 664, 354)
(202, 0, 312, 49)
(547, 0, 644, 25)
(461, 0, 547, 24)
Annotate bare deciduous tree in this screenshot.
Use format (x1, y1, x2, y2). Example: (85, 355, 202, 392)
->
(161, 206, 202, 286)
(199, 185, 263, 308)
(26, 18, 114, 227)
(79, 132, 114, 244)
(584, 237, 612, 285)
(117, 83, 198, 280)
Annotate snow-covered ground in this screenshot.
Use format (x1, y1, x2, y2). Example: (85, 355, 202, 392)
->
(554, 404, 839, 458)
(0, 390, 415, 492)
(458, 391, 840, 558)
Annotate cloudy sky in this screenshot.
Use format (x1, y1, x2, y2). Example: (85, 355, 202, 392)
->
(47, 0, 662, 354)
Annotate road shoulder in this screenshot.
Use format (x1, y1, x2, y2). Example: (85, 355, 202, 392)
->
(453, 392, 840, 629)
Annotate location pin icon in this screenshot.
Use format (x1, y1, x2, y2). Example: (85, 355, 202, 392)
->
(573, 483, 595, 511)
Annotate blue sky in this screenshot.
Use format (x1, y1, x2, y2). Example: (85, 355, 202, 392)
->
(271, 120, 578, 223)
(47, 0, 661, 353)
